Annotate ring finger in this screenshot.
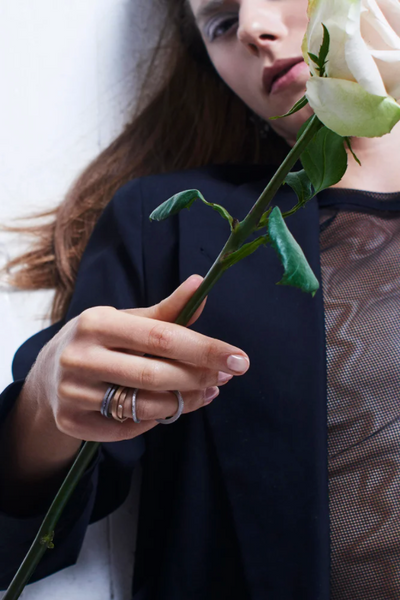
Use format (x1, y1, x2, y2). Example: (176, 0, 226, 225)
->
(57, 385, 219, 443)
(59, 379, 219, 417)
(126, 386, 220, 421)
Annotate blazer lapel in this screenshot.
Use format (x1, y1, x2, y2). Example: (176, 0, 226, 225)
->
(179, 176, 330, 600)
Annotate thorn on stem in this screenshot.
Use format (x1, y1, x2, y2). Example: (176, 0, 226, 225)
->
(40, 531, 55, 550)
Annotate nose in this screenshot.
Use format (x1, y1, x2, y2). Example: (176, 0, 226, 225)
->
(237, 1, 287, 57)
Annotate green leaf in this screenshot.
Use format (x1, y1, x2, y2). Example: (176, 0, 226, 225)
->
(297, 115, 314, 140)
(150, 189, 234, 229)
(224, 236, 269, 268)
(284, 170, 314, 205)
(201, 200, 234, 229)
(319, 24, 330, 76)
(308, 53, 321, 67)
(268, 206, 320, 297)
(300, 126, 348, 193)
(270, 95, 309, 120)
(344, 137, 362, 166)
(309, 24, 330, 77)
(257, 207, 273, 229)
(259, 170, 315, 230)
(149, 189, 204, 221)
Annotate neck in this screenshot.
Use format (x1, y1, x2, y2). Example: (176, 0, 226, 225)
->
(278, 117, 400, 194)
(332, 121, 400, 193)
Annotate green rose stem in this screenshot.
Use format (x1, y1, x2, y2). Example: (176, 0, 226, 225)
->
(175, 114, 323, 325)
(3, 113, 322, 600)
(3, 441, 100, 600)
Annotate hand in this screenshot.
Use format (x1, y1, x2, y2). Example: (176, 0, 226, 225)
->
(26, 275, 250, 443)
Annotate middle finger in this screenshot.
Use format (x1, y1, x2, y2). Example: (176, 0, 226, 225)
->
(86, 348, 233, 392)
(94, 313, 249, 375)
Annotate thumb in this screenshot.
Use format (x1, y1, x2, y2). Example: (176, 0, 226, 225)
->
(127, 275, 207, 326)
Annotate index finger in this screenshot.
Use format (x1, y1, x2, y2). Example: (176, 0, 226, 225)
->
(94, 312, 250, 375)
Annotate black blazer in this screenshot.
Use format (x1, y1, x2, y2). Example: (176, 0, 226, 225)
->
(0, 163, 330, 599)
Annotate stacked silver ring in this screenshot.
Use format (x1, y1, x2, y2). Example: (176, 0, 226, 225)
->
(102, 386, 184, 425)
(101, 384, 117, 418)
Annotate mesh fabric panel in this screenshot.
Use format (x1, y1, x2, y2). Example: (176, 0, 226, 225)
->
(320, 204, 400, 599)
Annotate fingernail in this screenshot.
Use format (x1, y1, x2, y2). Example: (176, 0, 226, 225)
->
(227, 355, 249, 374)
(204, 387, 220, 404)
(218, 372, 233, 385)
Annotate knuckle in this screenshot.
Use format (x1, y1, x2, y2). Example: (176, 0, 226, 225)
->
(147, 324, 174, 354)
(200, 340, 221, 368)
(59, 343, 101, 376)
(136, 399, 154, 421)
(59, 345, 92, 373)
(137, 362, 158, 388)
(76, 306, 115, 337)
(57, 380, 74, 402)
(59, 346, 79, 371)
(198, 368, 213, 389)
(54, 408, 75, 435)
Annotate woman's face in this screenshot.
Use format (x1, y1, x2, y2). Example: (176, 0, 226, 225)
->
(188, 0, 313, 144)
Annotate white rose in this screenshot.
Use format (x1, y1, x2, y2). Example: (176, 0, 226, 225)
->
(303, 0, 400, 137)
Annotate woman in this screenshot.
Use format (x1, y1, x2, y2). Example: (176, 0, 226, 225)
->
(1, 0, 400, 598)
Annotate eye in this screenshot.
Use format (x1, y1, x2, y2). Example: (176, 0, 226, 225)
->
(205, 14, 239, 42)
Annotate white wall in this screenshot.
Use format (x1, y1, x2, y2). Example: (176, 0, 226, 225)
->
(0, 1, 160, 597)
(0, 0, 160, 388)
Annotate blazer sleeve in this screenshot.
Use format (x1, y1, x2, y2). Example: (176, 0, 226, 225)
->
(0, 178, 150, 589)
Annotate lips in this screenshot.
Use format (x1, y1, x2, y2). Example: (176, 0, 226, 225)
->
(263, 57, 305, 95)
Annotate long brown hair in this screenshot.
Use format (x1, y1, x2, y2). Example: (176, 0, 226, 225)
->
(4, 0, 288, 322)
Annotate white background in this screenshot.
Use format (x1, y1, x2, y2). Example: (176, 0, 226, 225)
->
(0, 1, 160, 597)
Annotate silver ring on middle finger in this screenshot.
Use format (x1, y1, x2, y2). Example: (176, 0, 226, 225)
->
(131, 387, 141, 423)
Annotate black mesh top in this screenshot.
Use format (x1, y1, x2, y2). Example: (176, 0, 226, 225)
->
(318, 188, 400, 599)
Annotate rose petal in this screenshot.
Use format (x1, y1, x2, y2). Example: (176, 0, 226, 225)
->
(362, 0, 400, 48)
(305, 0, 387, 94)
(306, 77, 400, 137)
(325, 18, 358, 81)
(371, 0, 400, 37)
(361, 0, 400, 95)
(371, 50, 400, 97)
(345, 1, 388, 96)
(305, 0, 355, 79)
